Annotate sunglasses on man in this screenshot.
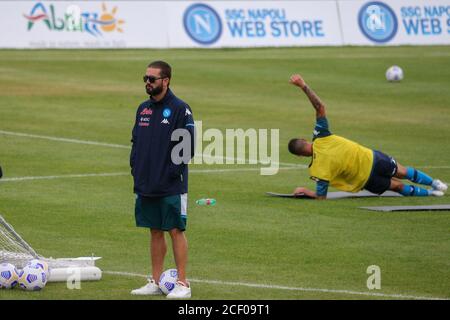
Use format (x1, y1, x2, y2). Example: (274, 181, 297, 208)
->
(143, 75, 164, 83)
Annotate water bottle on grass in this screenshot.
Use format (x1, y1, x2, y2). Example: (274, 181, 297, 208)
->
(196, 198, 216, 206)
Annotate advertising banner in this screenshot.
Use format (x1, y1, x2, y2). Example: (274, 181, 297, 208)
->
(0, 1, 168, 48)
(1, 1, 449, 48)
(166, 1, 343, 48)
(339, 0, 450, 45)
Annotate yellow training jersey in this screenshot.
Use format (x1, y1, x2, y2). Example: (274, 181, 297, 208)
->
(309, 135, 374, 192)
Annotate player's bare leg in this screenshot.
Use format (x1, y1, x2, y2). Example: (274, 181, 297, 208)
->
(166, 228, 191, 299)
(395, 163, 407, 179)
(130, 229, 166, 295)
(389, 178, 405, 193)
(168, 228, 188, 284)
(151, 229, 166, 282)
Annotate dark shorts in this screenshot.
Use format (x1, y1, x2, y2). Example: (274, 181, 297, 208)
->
(364, 150, 398, 195)
(135, 194, 187, 231)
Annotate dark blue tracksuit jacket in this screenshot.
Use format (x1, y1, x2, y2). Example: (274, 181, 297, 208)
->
(130, 89, 195, 197)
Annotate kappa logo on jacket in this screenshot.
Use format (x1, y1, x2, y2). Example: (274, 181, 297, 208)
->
(161, 118, 170, 125)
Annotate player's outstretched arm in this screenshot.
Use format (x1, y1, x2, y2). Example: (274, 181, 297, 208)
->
(289, 74, 326, 118)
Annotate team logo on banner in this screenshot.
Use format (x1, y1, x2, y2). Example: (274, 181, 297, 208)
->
(183, 3, 222, 45)
(358, 1, 397, 43)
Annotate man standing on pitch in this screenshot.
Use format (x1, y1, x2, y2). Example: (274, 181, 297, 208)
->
(287, 73, 448, 199)
(130, 61, 195, 298)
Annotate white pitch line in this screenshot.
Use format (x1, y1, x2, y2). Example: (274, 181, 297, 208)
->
(0, 130, 130, 149)
(191, 166, 307, 173)
(0, 172, 130, 182)
(0, 166, 306, 183)
(2, 129, 449, 169)
(103, 270, 447, 300)
(0, 129, 298, 167)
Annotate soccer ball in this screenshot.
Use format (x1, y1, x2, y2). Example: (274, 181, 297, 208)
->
(158, 268, 178, 295)
(26, 259, 50, 278)
(385, 65, 404, 82)
(0, 263, 19, 289)
(18, 265, 47, 291)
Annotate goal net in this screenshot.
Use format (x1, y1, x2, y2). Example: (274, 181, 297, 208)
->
(0, 214, 102, 282)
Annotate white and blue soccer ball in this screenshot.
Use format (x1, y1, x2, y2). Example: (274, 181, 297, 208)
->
(18, 264, 47, 291)
(158, 268, 178, 295)
(386, 65, 404, 82)
(26, 259, 50, 278)
(0, 262, 19, 289)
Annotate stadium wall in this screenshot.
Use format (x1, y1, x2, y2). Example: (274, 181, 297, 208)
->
(1, 0, 449, 48)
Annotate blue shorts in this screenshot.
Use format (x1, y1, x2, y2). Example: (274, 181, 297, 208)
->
(364, 150, 398, 195)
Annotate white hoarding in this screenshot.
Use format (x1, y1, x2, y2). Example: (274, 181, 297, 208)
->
(166, 1, 343, 48)
(0, 1, 168, 48)
(339, 0, 450, 45)
(1, 1, 449, 48)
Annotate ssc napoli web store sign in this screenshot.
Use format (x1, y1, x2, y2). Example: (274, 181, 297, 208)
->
(340, 0, 450, 45)
(168, 1, 342, 47)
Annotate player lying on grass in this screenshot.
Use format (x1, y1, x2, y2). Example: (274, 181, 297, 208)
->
(288, 74, 448, 200)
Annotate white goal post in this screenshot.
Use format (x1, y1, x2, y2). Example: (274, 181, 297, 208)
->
(0, 214, 102, 282)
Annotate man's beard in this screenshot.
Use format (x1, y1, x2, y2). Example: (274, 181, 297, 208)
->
(146, 84, 163, 97)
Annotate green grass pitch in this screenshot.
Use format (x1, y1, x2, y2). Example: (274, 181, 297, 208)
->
(0, 46, 449, 300)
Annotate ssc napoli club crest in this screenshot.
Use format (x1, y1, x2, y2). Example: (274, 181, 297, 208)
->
(163, 108, 172, 118)
(183, 3, 222, 45)
(358, 1, 398, 43)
